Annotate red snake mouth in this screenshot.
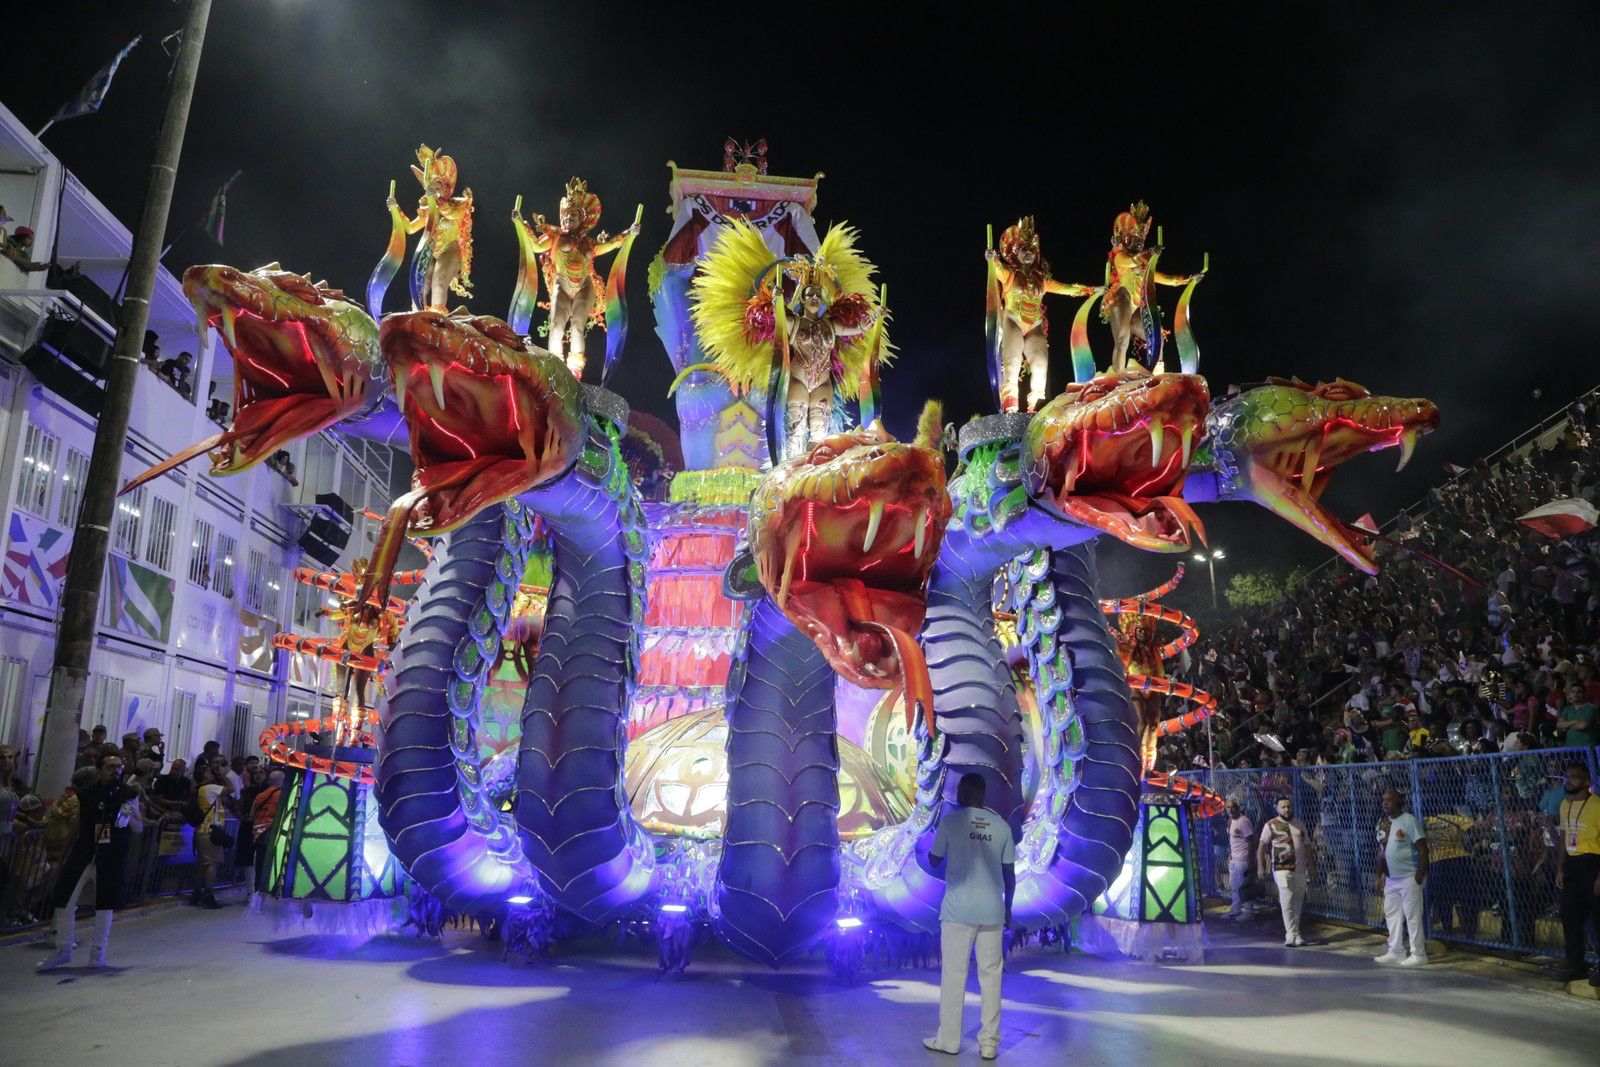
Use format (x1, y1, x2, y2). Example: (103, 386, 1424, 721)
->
(379, 310, 581, 536)
(118, 265, 379, 498)
(1026, 372, 1211, 552)
(189, 265, 373, 474)
(748, 424, 951, 731)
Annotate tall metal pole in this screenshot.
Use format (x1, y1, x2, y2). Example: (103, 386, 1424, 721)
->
(34, 0, 212, 798)
(1208, 556, 1218, 610)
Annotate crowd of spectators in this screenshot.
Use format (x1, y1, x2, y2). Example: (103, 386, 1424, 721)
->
(1161, 388, 1600, 773)
(0, 726, 284, 927)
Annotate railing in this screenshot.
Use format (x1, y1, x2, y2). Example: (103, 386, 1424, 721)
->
(1188, 745, 1600, 958)
(0, 813, 245, 932)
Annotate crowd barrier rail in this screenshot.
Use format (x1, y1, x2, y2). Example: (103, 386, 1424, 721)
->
(1187, 745, 1600, 957)
(0, 813, 245, 932)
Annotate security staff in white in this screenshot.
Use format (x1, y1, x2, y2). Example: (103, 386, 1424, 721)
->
(1373, 788, 1430, 966)
(924, 772, 1015, 1060)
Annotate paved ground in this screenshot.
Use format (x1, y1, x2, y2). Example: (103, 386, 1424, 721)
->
(3, 895, 1594, 1067)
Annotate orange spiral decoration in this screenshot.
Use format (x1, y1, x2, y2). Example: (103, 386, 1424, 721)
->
(1101, 564, 1225, 816)
(258, 710, 381, 784)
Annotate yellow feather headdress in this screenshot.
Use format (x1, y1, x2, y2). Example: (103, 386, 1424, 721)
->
(689, 219, 889, 394)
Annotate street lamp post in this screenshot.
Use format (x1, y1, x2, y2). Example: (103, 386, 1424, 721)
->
(1193, 547, 1226, 611)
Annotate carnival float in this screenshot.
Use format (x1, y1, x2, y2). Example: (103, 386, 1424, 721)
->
(121, 140, 1441, 972)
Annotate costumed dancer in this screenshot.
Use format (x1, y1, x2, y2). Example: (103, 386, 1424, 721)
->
(37, 757, 137, 971)
(386, 145, 474, 311)
(690, 219, 886, 458)
(987, 216, 1098, 412)
(1101, 201, 1204, 374)
(1112, 609, 1166, 777)
(512, 177, 639, 379)
(317, 557, 400, 747)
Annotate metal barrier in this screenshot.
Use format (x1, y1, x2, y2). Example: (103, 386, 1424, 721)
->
(1189, 745, 1600, 957)
(0, 813, 244, 932)
(0, 829, 51, 926)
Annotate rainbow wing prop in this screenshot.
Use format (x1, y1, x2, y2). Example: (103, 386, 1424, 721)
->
(601, 203, 644, 387)
(366, 179, 408, 320)
(984, 224, 1002, 406)
(1070, 289, 1101, 383)
(1174, 251, 1208, 375)
(859, 284, 886, 427)
(508, 194, 540, 335)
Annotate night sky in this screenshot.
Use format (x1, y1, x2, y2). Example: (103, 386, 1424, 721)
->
(12, 3, 1600, 615)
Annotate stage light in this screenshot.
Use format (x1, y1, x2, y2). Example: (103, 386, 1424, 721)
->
(835, 916, 863, 929)
(660, 903, 689, 913)
(1212, 549, 1226, 560)
(507, 895, 534, 905)
(1192, 553, 1206, 562)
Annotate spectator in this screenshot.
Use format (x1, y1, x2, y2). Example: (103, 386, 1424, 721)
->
(194, 739, 223, 775)
(149, 758, 193, 820)
(1225, 798, 1254, 919)
(1555, 693, 1597, 749)
(189, 762, 232, 910)
(159, 350, 194, 398)
(1257, 796, 1312, 947)
(137, 726, 166, 770)
(37, 755, 135, 971)
(1555, 761, 1600, 984)
(1374, 789, 1430, 966)
(0, 744, 23, 832)
(226, 755, 247, 795)
(79, 725, 114, 767)
(925, 772, 1014, 1060)
(235, 764, 268, 891)
(250, 769, 285, 894)
(117, 731, 141, 771)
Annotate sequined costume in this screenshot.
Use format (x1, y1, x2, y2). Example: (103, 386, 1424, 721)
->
(990, 217, 1098, 412)
(390, 145, 474, 310)
(1100, 201, 1201, 374)
(514, 177, 637, 380)
(690, 219, 887, 458)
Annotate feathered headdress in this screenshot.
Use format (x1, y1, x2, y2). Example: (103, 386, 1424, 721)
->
(690, 220, 889, 394)
(560, 177, 602, 234)
(1112, 201, 1152, 244)
(412, 145, 457, 197)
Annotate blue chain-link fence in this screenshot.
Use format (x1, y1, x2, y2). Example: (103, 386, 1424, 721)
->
(1188, 746, 1599, 958)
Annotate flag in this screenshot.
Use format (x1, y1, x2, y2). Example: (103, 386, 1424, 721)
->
(37, 37, 141, 136)
(102, 556, 175, 642)
(1517, 498, 1600, 540)
(201, 170, 242, 245)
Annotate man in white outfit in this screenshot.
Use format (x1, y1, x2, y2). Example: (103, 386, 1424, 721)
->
(1226, 798, 1255, 918)
(1373, 788, 1430, 966)
(1256, 796, 1312, 946)
(925, 773, 1015, 1061)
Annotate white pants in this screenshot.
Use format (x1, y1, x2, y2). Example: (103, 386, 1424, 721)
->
(1273, 869, 1307, 942)
(938, 921, 1003, 1050)
(1383, 875, 1427, 959)
(1228, 861, 1249, 915)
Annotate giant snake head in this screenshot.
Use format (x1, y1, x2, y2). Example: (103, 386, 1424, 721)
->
(1023, 372, 1211, 552)
(122, 264, 383, 495)
(1199, 378, 1439, 573)
(186, 264, 381, 472)
(378, 309, 583, 535)
(728, 407, 952, 732)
